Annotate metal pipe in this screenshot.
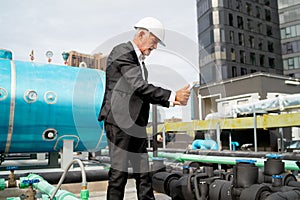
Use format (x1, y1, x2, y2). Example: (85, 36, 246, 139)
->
(50, 159, 87, 200)
(186, 149, 300, 160)
(149, 152, 300, 171)
(229, 132, 232, 151)
(0, 168, 109, 183)
(162, 126, 166, 149)
(253, 105, 258, 152)
(198, 94, 203, 120)
(279, 128, 284, 153)
(152, 105, 158, 157)
(216, 123, 221, 151)
(26, 173, 79, 200)
(148, 133, 151, 149)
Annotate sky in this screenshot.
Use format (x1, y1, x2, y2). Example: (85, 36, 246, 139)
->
(0, 0, 199, 120)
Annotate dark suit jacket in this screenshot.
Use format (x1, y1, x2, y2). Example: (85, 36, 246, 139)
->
(98, 41, 171, 129)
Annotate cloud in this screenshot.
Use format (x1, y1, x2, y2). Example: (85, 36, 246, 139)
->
(1, 0, 197, 63)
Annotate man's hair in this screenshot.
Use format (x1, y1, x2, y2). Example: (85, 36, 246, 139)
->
(134, 28, 150, 39)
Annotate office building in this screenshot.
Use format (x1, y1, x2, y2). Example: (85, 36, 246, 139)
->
(67, 51, 107, 71)
(278, 0, 300, 77)
(197, 0, 283, 84)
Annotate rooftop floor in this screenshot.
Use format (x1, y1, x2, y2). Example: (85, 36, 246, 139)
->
(1, 179, 171, 200)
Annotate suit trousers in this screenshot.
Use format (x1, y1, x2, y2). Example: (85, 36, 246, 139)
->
(105, 123, 155, 200)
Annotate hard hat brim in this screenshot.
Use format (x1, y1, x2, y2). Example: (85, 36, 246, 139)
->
(158, 40, 166, 47)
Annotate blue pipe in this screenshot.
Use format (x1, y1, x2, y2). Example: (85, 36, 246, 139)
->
(191, 139, 219, 150)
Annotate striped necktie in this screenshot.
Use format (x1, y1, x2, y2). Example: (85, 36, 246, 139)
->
(142, 61, 148, 81)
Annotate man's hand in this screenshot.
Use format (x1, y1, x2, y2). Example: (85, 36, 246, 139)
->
(174, 84, 191, 106)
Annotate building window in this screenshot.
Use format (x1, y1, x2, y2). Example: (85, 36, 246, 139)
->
(199, 29, 214, 47)
(250, 52, 256, 65)
(258, 38, 263, 50)
(198, 12, 213, 33)
(286, 42, 293, 54)
(247, 19, 253, 31)
(295, 57, 300, 69)
(288, 58, 294, 69)
(241, 67, 247, 75)
(230, 31, 235, 43)
(257, 23, 263, 34)
(246, 2, 252, 15)
(282, 25, 300, 38)
(291, 25, 297, 37)
(237, 16, 244, 29)
(231, 48, 236, 62)
(238, 33, 245, 46)
(265, 9, 271, 22)
(264, 0, 270, 6)
(297, 25, 300, 37)
(266, 25, 273, 36)
(269, 57, 275, 68)
(256, 6, 261, 18)
(229, 13, 234, 26)
(260, 55, 265, 67)
(285, 26, 291, 38)
(240, 50, 246, 63)
(249, 36, 255, 48)
(220, 29, 225, 42)
(197, 0, 211, 17)
(267, 41, 274, 53)
(232, 66, 237, 77)
(221, 46, 227, 59)
(236, 0, 242, 10)
(251, 69, 257, 73)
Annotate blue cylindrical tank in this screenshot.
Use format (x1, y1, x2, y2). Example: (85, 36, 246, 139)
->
(0, 57, 107, 153)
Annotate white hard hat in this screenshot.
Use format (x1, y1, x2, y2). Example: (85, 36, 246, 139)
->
(134, 17, 166, 46)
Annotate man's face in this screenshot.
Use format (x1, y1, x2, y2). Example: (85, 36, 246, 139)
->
(139, 31, 159, 57)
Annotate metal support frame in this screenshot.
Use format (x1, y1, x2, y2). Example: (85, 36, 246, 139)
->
(48, 152, 59, 168)
(253, 105, 257, 152)
(152, 105, 158, 157)
(60, 140, 74, 170)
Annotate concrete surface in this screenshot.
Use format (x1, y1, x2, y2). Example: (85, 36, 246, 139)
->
(0, 179, 171, 200)
(63, 179, 171, 200)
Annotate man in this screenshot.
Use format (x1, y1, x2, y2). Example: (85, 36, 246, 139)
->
(99, 17, 190, 200)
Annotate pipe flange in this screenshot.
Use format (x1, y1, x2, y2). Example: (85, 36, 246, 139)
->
(24, 90, 38, 103)
(44, 91, 58, 104)
(0, 87, 8, 101)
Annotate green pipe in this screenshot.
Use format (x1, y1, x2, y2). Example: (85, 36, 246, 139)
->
(80, 189, 89, 200)
(24, 174, 80, 200)
(0, 178, 5, 190)
(149, 152, 300, 171)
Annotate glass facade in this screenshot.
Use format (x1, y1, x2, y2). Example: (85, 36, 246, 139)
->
(283, 56, 300, 70)
(197, 0, 210, 17)
(279, 0, 300, 77)
(281, 24, 300, 39)
(279, 6, 300, 24)
(282, 40, 300, 54)
(278, 0, 300, 9)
